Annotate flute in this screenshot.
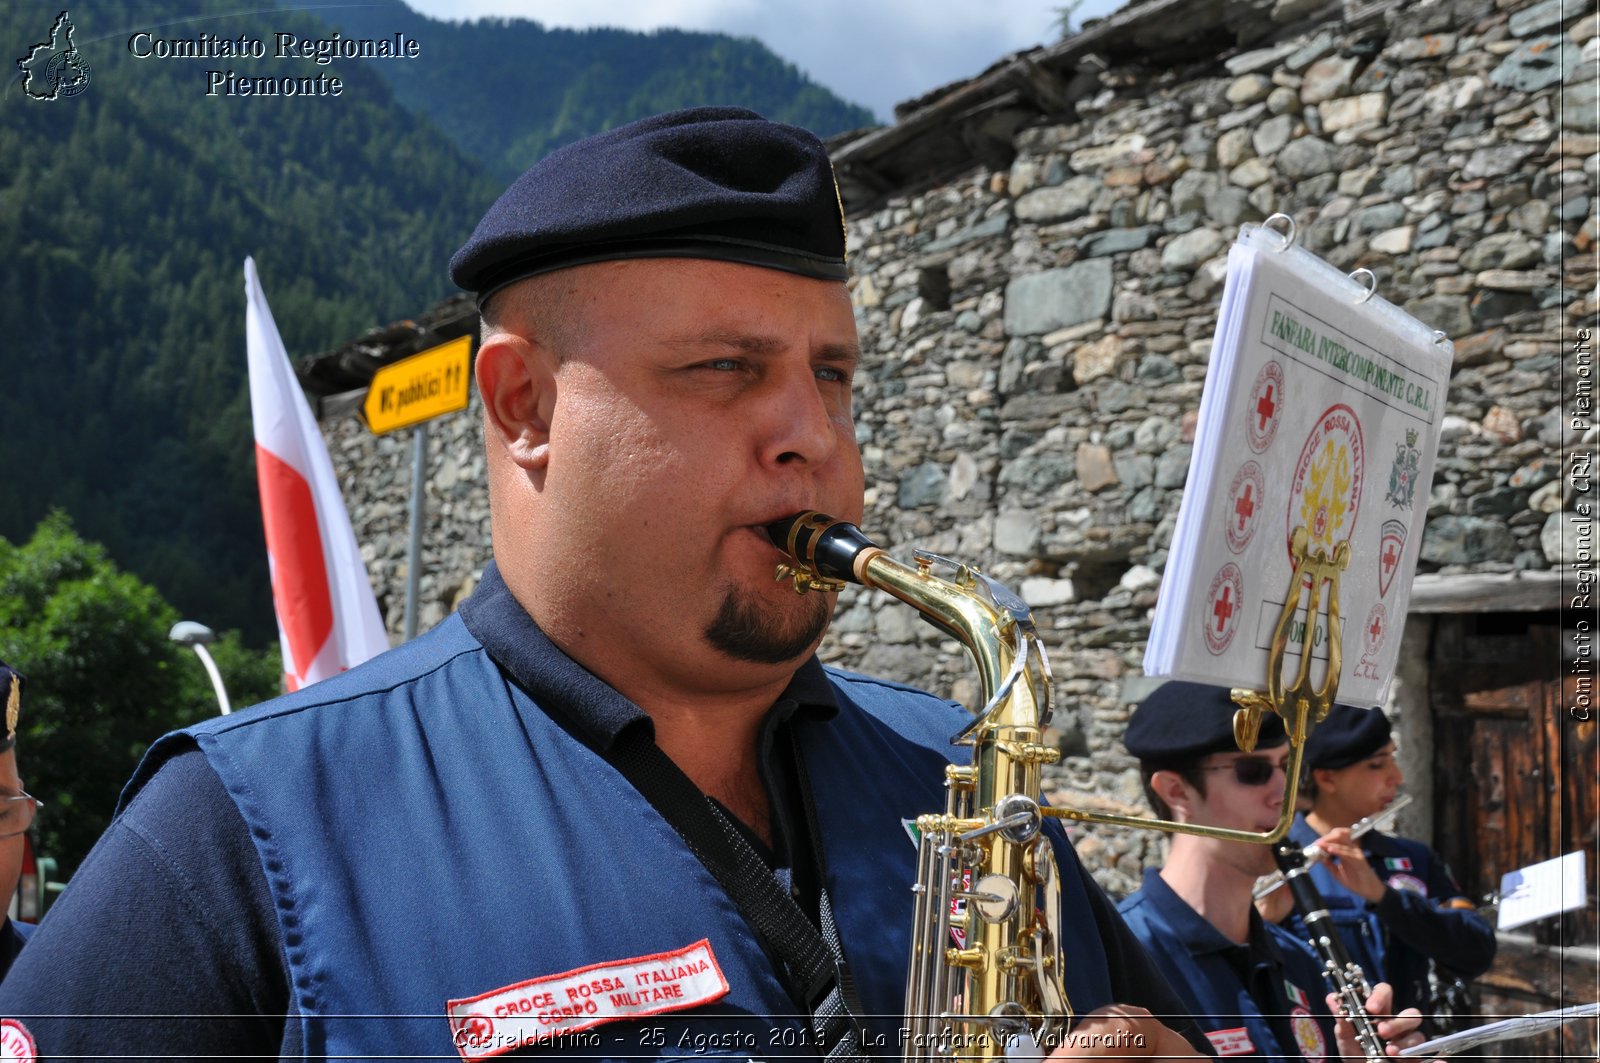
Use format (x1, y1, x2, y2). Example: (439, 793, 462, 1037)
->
(1253, 793, 1413, 901)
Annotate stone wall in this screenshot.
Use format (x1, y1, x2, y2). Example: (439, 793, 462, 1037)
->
(324, 0, 1597, 894)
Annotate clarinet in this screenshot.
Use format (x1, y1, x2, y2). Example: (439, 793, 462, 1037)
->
(1272, 842, 1387, 1063)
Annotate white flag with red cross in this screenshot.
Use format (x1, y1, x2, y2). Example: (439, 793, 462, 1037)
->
(245, 258, 389, 691)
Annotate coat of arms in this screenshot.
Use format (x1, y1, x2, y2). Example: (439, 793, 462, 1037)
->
(1386, 428, 1421, 510)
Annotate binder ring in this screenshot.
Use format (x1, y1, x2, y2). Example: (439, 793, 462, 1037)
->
(1348, 268, 1377, 304)
(1432, 330, 1449, 346)
(1263, 213, 1296, 250)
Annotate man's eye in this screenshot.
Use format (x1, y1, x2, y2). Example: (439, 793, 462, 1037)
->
(816, 366, 850, 383)
(704, 358, 742, 371)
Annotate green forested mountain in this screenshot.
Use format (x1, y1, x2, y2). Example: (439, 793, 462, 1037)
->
(0, 1, 874, 645)
(327, 1, 878, 181)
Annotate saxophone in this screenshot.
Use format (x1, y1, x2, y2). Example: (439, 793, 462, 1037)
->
(768, 512, 1070, 1061)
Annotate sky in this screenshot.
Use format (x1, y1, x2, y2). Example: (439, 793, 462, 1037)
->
(402, 0, 1129, 122)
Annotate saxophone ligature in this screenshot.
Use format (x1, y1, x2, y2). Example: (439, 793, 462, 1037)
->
(767, 512, 1311, 1062)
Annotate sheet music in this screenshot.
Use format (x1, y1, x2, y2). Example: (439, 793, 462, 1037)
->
(1397, 1002, 1599, 1057)
(1144, 217, 1454, 707)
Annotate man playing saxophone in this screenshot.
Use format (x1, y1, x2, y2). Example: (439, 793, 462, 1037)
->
(0, 108, 1204, 1061)
(1117, 682, 1428, 1062)
(1281, 704, 1496, 1019)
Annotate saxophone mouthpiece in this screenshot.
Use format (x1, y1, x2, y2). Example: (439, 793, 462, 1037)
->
(766, 512, 875, 587)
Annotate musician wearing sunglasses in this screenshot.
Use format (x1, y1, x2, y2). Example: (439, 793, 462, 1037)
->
(1117, 682, 1426, 1062)
(0, 663, 40, 984)
(1282, 704, 1495, 1020)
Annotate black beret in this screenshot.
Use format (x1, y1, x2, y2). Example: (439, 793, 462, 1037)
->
(1304, 703, 1391, 771)
(1124, 680, 1286, 763)
(450, 107, 848, 301)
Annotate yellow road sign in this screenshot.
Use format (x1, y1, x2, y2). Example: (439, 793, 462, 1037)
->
(362, 335, 473, 435)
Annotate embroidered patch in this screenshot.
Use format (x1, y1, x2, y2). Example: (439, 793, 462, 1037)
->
(1387, 872, 1428, 896)
(1384, 856, 1413, 872)
(0, 1019, 37, 1062)
(445, 939, 728, 1061)
(1206, 1026, 1257, 1056)
(1290, 1006, 1326, 1062)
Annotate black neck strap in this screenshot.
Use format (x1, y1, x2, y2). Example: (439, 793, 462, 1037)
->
(606, 728, 871, 1060)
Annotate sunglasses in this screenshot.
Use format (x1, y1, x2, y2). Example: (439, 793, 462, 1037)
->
(1198, 756, 1284, 787)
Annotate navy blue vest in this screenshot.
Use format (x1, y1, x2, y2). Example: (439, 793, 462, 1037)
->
(140, 601, 1118, 1059)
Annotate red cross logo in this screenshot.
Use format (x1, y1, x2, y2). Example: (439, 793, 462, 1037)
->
(460, 1015, 495, 1047)
(1256, 384, 1276, 429)
(1382, 542, 1398, 575)
(1234, 483, 1255, 529)
(1368, 613, 1383, 642)
(1213, 586, 1234, 632)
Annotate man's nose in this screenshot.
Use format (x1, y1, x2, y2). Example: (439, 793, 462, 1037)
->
(761, 369, 841, 468)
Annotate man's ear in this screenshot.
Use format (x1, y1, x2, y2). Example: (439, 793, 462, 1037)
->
(1310, 767, 1338, 798)
(476, 333, 556, 471)
(1150, 769, 1196, 822)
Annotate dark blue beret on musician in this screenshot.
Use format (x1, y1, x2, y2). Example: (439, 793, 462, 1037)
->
(450, 107, 849, 302)
(1303, 703, 1391, 771)
(1124, 680, 1286, 763)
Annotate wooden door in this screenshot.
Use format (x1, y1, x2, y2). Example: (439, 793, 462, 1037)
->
(1432, 614, 1597, 1059)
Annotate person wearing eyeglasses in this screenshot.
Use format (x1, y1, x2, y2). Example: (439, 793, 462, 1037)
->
(1117, 681, 1425, 1062)
(1282, 704, 1495, 1021)
(0, 663, 40, 983)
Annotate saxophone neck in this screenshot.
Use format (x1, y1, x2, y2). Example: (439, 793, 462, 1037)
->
(766, 512, 1051, 734)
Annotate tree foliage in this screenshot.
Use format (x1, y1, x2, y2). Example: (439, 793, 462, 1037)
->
(0, 512, 281, 876)
(0, 0, 875, 648)
(327, 0, 880, 182)
(0, 0, 498, 643)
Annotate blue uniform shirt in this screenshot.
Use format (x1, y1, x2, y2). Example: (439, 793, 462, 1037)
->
(0, 563, 1199, 1059)
(1283, 813, 1495, 1014)
(0, 918, 30, 984)
(1119, 868, 1334, 1062)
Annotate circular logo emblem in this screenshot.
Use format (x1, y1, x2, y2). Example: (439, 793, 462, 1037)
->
(1363, 602, 1387, 657)
(1226, 461, 1266, 554)
(1205, 562, 1244, 655)
(1287, 403, 1365, 560)
(1290, 1006, 1326, 1062)
(1247, 360, 1285, 453)
(0, 1018, 38, 1062)
(45, 50, 91, 97)
(1387, 872, 1429, 896)
(459, 1014, 494, 1049)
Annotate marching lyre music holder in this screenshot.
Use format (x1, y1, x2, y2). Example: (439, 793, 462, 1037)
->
(1227, 213, 1357, 838)
(1228, 523, 1351, 839)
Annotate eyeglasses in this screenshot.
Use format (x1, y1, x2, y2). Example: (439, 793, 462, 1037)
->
(0, 793, 41, 838)
(1198, 757, 1284, 787)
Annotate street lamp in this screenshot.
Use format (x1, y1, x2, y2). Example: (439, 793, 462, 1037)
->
(169, 621, 232, 716)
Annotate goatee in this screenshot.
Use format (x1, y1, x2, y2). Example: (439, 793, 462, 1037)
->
(705, 586, 830, 665)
